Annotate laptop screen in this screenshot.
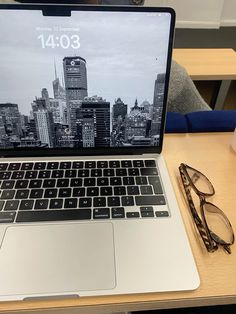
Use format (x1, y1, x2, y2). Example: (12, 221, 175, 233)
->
(0, 5, 174, 155)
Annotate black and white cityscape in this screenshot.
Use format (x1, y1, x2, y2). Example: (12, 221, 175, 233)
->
(0, 10, 170, 149)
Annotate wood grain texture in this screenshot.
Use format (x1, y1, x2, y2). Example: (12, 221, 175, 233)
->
(173, 48, 236, 80)
(0, 133, 235, 313)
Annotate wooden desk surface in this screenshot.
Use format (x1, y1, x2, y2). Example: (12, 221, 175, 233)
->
(173, 48, 236, 80)
(0, 133, 236, 314)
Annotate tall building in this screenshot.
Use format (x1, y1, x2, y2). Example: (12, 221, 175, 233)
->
(32, 98, 55, 148)
(151, 73, 165, 136)
(112, 98, 127, 122)
(79, 96, 110, 147)
(63, 56, 88, 135)
(53, 62, 66, 100)
(0, 103, 22, 138)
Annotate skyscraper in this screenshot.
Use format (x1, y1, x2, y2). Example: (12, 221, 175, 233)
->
(0, 103, 22, 138)
(32, 98, 55, 148)
(63, 56, 88, 135)
(151, 73, 165, 136)
(79, 96, 110, 147)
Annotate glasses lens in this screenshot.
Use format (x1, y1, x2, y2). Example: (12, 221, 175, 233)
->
(185, 166, 214, 195)
(204, 202, 233, 244)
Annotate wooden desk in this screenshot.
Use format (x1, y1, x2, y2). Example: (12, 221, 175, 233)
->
(0, 133, 235, 314)
(173, 48, 236, 110)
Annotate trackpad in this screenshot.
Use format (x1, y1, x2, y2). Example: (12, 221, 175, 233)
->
(0, 222, 116, 296)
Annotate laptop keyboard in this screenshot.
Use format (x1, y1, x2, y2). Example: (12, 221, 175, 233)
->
(0, 159, 169, 224)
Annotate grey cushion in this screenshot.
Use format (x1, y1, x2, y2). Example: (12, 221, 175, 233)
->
(167, 60, 211, 114)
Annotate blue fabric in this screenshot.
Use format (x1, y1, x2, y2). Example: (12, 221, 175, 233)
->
(186, 110, 236, 132)
(165, 112, 188, 133)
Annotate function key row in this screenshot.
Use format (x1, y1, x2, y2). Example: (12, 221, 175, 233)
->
(0, 160, 156, 171)
(0, 168, 158, 180)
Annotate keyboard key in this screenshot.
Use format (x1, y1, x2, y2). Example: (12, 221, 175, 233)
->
(47, 162, 59, 170)
(85, 161, 96, 169)
(87, 187, 99, 196)
(97, 161, 108, 168)
(140, 206, 154, 218)
(93, 197, 106, 207)
(29, 180, 42, 189)
(4, 200, 19, 211)
(72, 161, 84, 169)
(135, 176, 148, 185)
(38, 170, 51, 179)
(109, 161, 120, 168)
(84, 178, 96, 186)
(140, 185, 153, 195)
(25, 171, 38, 179)
(140, 168, 158, 176)
(8, 163, 21, 171)
(34, 162, 46, 170)
(65, 170, 76, 178)
(93, 208, 110, 219)
(79, 198, 92, 208)
(29, 189, 43, 199)
(97, 178, 109, 186)
(148, 176, 163, 194)
(34, 199, 49, 210)
(49, 199, 63, 209)
(133, 160, 144, 167)
(1, 180, 15, 189)
(103, 169, 115, 177)
(135, 195, 166, 206)
(121, 160, 132, 168)
(60, 162, 71, 169)
(73, 188, 85, 197)
(128, 168, 139, 176)
(108, 197, 120, 207)
(114, 186, 126, 195)
(71, 179, 82, 187)
(12, 171, 24, 179)
(1, 190, 15, 200)
(126, 212, 139, 218)
(100, 187, 112, 196)
(44, 189, 58, 198)
(127, 186, 139, 195)
(123, 177, 135, 185)
(21, 163, 33, 170)
(78, 170, 89, 177)
(91, 169, 102, 177)
(52, 170, 64, 178)
(0, 163, 8, 171)
(58, 188, 71, 198)
(19, 200, 34, 211)
(43, 179, 56, 188)
(64, 198, 77, 208)
(112, 207, 125, 219)
(15, 180, 28, 189)
(0, 172, 11, 180)
(145, 160, 156, 167)
(16, 209, 91, 222)
(155, 211, 169, 217)
(57, 179, 69, 187)
(116, 168, 127, 176)
(15, 189, 30, 199)
(121, 196, 134, 206)
(0, 211, 16, 223)
(110, 177, 122, 185)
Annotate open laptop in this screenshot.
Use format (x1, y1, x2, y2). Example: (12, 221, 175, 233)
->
(0, 4, 200, 301)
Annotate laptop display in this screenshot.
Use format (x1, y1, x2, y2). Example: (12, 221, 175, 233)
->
(0, 6, 172, 152)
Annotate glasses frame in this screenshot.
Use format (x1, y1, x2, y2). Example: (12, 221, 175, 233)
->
(179, 163, 234, 254)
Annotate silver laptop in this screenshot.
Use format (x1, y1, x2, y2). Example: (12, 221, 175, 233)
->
(0, 4, 199, 301)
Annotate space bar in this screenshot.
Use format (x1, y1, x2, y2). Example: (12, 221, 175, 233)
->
(16, 209, 91, 223)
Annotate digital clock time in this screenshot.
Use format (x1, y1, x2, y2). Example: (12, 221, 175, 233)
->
(37, 34, 80, 49)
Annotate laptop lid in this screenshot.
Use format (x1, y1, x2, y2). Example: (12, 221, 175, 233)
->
(0, 4, 175, 158)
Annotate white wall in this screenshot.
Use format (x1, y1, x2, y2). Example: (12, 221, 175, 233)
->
(144, 0, 236, 28)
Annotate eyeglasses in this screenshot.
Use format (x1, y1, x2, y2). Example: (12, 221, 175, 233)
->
(179, 163, 234, 254)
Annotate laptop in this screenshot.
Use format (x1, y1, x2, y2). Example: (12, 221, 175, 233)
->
(0, 4, 200, 301)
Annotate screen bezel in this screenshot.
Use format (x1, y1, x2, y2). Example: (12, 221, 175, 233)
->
(0, 4, 175, 157)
